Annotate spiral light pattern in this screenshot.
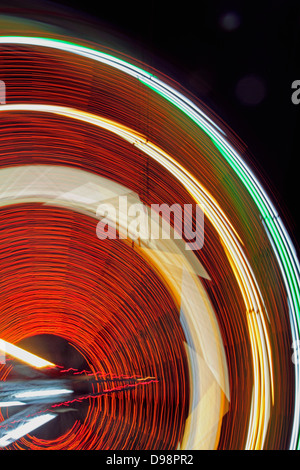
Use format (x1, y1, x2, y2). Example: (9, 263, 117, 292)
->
(0, 16, 298, 450)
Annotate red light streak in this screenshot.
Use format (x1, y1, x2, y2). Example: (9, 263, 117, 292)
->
(58, 367, 156, 381)
(0, 378, 159, 431)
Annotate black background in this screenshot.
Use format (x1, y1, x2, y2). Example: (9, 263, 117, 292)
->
(4, 0, 300, 250)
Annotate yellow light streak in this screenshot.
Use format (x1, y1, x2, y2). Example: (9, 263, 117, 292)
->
(0, 339, 55, 368)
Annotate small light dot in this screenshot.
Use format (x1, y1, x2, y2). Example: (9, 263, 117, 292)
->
(235, 75, 266, 106)
(219, 11, 241, 31)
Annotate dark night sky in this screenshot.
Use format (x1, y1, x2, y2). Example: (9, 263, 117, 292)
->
(5, 0, 300, 250)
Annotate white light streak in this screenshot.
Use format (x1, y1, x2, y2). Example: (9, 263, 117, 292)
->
(0, 401, 26, 408)
(0, 414, 56, 447)
(15, 389, 72, 399)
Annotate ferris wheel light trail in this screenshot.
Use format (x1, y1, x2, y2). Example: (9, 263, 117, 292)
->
(0, 104, 274, 449)
(0, 339, 56, 369)
(0, 34, 298, 449)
